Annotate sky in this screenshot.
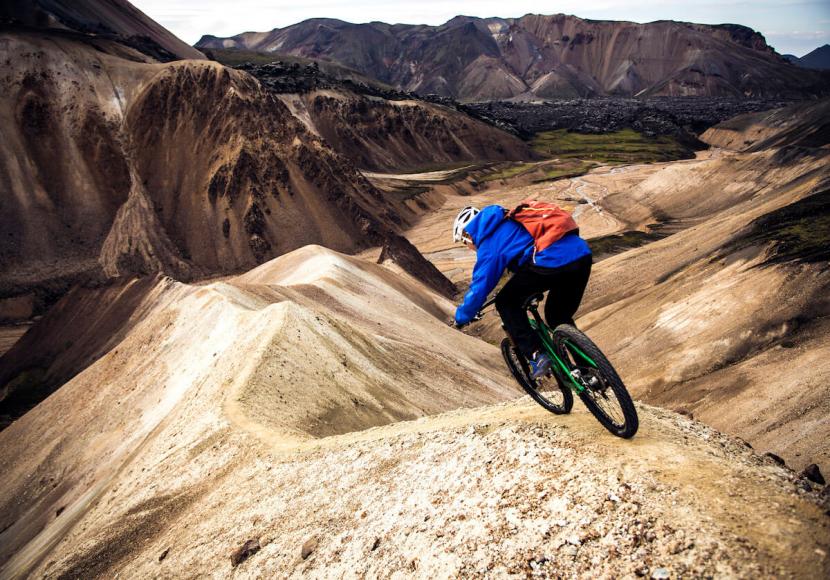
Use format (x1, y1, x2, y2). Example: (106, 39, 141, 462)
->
(132, 0, 830, 57)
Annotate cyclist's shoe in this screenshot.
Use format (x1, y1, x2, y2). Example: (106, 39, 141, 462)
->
(529, 352, 552, 380)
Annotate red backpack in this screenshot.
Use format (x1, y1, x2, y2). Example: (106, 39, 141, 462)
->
(508, 200, 579, 257)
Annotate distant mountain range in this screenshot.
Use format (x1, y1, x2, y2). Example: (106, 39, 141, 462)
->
(197, 14, 830, 101)
(784, 45, 830, 71)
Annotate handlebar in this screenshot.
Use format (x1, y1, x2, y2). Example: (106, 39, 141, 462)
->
(450, 296, 497, 329)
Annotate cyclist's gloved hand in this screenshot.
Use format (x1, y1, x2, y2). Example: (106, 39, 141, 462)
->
(451, 309, 468, 328)
(451, 314, 482, 329)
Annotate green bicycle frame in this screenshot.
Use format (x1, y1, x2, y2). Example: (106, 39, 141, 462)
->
(528, 316, 598, 393)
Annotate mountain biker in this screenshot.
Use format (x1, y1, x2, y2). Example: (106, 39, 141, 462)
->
(452, 204, 592, 379)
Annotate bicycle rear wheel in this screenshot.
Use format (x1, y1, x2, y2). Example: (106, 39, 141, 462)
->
(500, 338, 573, 415)
(552, 325, 638, 438)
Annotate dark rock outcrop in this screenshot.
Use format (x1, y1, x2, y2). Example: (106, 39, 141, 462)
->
(463, 97, 796, 143)
(378, 235, 457, 299)
(230, 539, 260, 567)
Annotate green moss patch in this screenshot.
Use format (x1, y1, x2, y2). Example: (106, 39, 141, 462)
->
(532, 160, 596, 183)
(589, 228, 669, 260)
(530, 128, 693, 164)
(478, 162, 537, 182)
(726, 189, 830, 265)
(478, 159, 596, 184)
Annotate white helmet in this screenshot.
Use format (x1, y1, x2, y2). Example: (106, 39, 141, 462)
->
(452, 206, 480, 243)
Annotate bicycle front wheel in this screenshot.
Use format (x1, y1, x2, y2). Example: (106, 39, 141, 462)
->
(500, 337, 573, 415)
(552, 325, 638, 438)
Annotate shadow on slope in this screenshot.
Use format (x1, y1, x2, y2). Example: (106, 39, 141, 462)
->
(0, 275, 170, 428)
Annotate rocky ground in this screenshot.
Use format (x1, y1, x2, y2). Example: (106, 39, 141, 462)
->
(20, 401, 830, 578)
(224, 60, 795, 145)
(463, 98, 796, 141)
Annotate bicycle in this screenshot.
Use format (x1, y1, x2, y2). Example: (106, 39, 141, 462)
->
(478, 293, 639, 438)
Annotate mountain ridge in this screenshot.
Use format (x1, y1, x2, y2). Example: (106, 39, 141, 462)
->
(0, 0, 205, 61)
(797, 44, 830, 70)
(0, 23, 528, 322)
(197, 13, 830, 100)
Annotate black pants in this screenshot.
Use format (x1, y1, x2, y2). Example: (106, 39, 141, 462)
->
(495, 254, 592, 358)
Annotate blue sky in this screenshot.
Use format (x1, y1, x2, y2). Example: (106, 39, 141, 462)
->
(133, 0, 830, 57)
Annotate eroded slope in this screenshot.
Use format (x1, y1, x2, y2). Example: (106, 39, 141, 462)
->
(0, 32, 396, 318)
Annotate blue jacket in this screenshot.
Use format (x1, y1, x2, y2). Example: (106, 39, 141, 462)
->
(454, 205, 592, 325)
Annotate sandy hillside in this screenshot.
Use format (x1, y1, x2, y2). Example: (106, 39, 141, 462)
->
(700, 99, 830, 151)
(0, 31, 395, 316)
(399, 102, 830, 473)
(0, 246, 512, 575)
(0, 245, 827, 578)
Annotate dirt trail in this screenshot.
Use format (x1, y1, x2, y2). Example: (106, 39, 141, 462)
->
(565, 176, 625, 234)
(0, 242, 827, 578)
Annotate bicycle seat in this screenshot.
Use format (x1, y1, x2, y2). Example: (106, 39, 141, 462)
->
(522, 293, 545, 310)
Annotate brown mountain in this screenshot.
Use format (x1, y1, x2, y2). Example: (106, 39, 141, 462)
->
(0, 0, 205, 61)
(197, 14, 830, 101)
(0, 16, 530, 321)
(0, 32, 391, 307)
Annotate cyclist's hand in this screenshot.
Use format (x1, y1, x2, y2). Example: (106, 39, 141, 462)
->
(450, 313, 483, 328)
(449, 317, 470, 329)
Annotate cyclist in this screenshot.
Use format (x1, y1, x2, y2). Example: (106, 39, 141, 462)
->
(452, 205, 592, 379)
